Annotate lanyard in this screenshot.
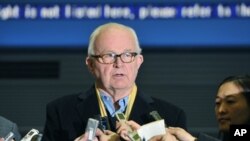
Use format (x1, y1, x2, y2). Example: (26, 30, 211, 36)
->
(95, 84, 137, 120)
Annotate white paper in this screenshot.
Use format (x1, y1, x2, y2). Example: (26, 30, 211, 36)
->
(137, 119, 166, 141)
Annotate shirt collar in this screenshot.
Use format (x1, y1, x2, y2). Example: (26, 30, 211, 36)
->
(99, 91, 129, 117)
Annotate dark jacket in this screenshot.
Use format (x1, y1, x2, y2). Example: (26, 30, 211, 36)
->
(42, 85, 186, 141)
(0, 116, 21, 141)
(197, 133, 221, 141)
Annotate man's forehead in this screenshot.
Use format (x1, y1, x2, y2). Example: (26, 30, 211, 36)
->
(95, 48, 134, 54)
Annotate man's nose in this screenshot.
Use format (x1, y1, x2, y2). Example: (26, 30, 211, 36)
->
(113, 56, 123, 67)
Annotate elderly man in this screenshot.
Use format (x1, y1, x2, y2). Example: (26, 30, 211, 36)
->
(42, 23, 186, 141)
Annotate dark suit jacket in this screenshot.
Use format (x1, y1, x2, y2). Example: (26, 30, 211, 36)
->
(197, 133, 221, 141)
(42, 85, 186, 141)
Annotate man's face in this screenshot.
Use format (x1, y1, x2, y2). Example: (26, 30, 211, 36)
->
(215, 82, 250, 132)
(86, 26, 143, 92)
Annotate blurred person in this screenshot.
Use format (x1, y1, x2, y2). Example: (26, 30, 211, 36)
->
(42, 22, 186, 141)
(0, 116, 21, 141)
(215, 75, 250, 141)
(149, 75, 250, 141)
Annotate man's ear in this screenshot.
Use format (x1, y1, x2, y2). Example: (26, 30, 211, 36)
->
(86, 56, 94, 73)
(136, 54, 144, 69)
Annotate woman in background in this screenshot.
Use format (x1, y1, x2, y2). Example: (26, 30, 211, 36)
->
(151, 75, 250, 141)
(215, 75, 250, 141)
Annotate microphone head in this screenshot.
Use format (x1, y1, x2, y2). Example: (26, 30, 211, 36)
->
(149, 111, 162, 121)
(149, 111, 168, 127)
(4, 132, 15, 141)
(30, 134, 42, 141)
(20, 129, 39, 141)
(94, 115, 110, 131)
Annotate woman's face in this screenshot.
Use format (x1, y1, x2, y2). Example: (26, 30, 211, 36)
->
(215, 82, 250, 132)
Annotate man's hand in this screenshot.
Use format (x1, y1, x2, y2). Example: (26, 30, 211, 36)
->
(74, 130, 98, 141)
(168, 127, 196, 141)
(149, 128, 178, 141)
(116, 120, 141, 141)
(0, 137, 15, 141)
(74, 128, 119, 141)
(99, 130, 119, 141)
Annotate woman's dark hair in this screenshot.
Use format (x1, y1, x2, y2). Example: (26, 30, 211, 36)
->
(218, 75, 250, 107)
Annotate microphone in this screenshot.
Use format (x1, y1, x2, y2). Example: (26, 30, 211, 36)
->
(94, 115, 111, 131)
(30, 134, 43, 141)
(149, 110, 167, 127)
(20, 129, 39, 141)
(115, 113, 141, 141)
(4, 132, 14, 141)
(149, 111, 162, 121)
(85, 118, 99, 141)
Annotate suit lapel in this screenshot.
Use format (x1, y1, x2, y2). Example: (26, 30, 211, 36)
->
(76, 86, 100, 125)
(129, 90, 155, 125)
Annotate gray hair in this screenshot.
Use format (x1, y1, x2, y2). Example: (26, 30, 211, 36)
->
(87, 22, 142, 56)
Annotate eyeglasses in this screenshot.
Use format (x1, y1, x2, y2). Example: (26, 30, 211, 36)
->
(91, 52, 138, 64)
